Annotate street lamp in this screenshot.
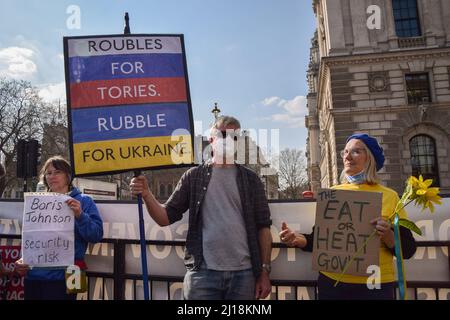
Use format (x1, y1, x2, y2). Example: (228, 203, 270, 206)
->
(211, 102, 221, 119)
(57, 99, 62, 121)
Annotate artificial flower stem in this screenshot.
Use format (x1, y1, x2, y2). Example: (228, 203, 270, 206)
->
(388, 200, 414, 221)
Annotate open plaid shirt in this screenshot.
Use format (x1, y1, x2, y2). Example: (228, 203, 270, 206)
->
(163, 161, 272, 278)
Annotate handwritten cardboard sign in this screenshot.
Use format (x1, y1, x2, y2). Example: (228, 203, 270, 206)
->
(22, 193, 74, 267)
(312, 188, 381, 276)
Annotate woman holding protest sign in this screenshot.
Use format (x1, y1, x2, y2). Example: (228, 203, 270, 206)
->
(14, 156, 103, 300)
(280, 134, 417, 300)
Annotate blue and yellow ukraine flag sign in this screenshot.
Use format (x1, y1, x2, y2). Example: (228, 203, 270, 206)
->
(63, 35, 194, 176)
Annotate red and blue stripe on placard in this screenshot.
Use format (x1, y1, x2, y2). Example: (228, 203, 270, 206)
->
(68, 36, 193, 173)
(70, 77, 187, 108)
(68, 54, 185, 83)
(69, 53, 187, 109)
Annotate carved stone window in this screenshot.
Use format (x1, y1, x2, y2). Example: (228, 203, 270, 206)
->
(392, 0, 421, 38)
(405, 73, 431, 104)
(409, 135, 440, 186)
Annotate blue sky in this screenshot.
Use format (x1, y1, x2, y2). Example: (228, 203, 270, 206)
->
(0, 0, 316, 152)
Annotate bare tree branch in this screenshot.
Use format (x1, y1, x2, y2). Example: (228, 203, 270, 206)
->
(277, 148, 308, 199)
(0, 78, 48, 196)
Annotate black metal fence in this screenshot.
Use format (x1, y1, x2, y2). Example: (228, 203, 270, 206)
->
(1, 234, 449, 300)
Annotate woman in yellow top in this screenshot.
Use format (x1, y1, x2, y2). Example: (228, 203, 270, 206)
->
(280, 133, 417, 300)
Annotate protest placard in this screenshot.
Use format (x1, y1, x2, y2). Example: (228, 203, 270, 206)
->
(64, 35, 195, 176)
(22, 193, 74, 267)
(311, 188, 381, 276)
(0, 246, 24, 300)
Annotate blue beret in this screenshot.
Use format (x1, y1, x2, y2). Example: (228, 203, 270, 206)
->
(346, 133, 385, 171)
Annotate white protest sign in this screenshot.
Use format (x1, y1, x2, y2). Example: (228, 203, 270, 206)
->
(22, 193, 74, 267)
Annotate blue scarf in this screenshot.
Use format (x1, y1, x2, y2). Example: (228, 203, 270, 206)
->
(346, 171, 366, 184)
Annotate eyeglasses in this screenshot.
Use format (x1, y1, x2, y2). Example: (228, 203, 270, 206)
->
(340, 148, 366, 158)
(45, 170, 64, 177)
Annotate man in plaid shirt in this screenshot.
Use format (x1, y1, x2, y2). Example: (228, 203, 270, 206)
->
(130, 115, 272, 300)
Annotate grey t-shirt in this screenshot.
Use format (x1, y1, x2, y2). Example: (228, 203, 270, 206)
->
(201, 166, 252, 271)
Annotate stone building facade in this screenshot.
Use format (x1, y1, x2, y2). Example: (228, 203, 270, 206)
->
(306, 0, 450, 194)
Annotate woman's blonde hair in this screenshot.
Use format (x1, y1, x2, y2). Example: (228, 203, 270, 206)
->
(339, 141, 379, 185)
